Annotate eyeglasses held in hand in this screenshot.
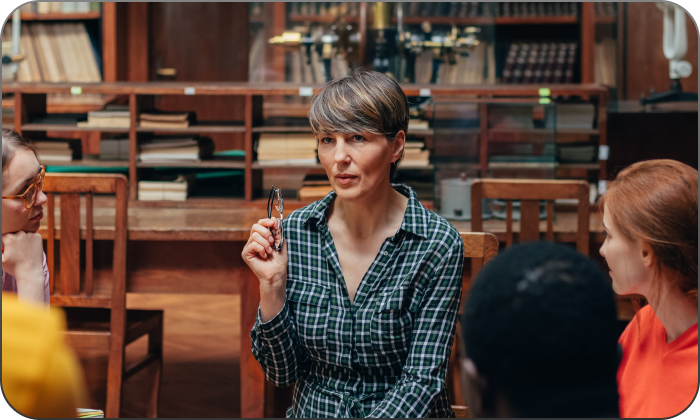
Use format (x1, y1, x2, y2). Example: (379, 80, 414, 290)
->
(267, 185, 284, 252)
(2, 166, 46, 209)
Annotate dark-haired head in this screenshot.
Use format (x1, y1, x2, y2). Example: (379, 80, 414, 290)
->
(460, 241, 620, 418)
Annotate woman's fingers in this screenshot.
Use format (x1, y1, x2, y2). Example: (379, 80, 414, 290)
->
(251, 232, 274, 254)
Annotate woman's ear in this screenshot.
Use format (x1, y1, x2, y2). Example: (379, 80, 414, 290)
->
(640, 241, 655, 269)
(391, 130, 406, 162)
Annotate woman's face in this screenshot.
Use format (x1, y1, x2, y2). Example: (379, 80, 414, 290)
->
(317, 131, 404, 202)
(2, 149, 47, 234)
(599, 203, 652, 296)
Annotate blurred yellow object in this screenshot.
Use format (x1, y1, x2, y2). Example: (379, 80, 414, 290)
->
(2, 294, 87, 418)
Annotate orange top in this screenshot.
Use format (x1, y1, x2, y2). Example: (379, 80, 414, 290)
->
(617, 305, 698, 418)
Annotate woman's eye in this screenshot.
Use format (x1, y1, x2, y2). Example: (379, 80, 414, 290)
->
(320, 137, 333, 144)
(352, 135, 364, 142)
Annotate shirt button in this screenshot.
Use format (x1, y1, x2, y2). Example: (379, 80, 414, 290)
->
(383, 251, 388, 256)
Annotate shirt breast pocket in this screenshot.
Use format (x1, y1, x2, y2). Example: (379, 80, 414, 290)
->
(370, 287, 425, 358)
(287, 280, 330, 352)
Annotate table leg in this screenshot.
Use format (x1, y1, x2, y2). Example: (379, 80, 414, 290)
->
(240, 269, 266, 418)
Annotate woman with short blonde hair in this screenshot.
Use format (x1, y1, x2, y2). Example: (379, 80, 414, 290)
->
(242, 69, 464, 417)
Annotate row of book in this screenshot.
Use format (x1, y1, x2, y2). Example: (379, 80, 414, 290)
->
(497, 3, 578, 18)
(414, 42, 495, 85)
(20, 2, 99, 15)
(288, 3, 361, 17)
(256, 134, 317, 166)
(286, 46, 350, 84)
(594, 2, 617, 17)
(3, 22, 101, 83)
(404, 2, 494, 18)
(402, 3, 577, 18)
(502, 42, 578, 84)
(138, 174, 194, 201)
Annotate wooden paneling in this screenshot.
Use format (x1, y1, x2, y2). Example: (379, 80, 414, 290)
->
(148, 2, 249, 151)
(625, 2, 699, 99)
(128, 3, 149, 82)
(581, 2, 595, 84)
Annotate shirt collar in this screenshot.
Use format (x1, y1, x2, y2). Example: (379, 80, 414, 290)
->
(303, 183, 429, 239)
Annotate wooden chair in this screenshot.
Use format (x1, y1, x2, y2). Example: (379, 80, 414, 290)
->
(471, 179, 590, 255)
(446, 232, 499, 415)
(44, 174, 163, 418)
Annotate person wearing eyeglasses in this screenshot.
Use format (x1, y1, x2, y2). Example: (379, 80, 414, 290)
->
(2, 129, 49, 306)
(242, 69, 464, 418)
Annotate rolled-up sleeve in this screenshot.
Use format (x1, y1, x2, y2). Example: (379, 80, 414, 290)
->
(250, 300, 308, 387)
(367, 239, 464, 418)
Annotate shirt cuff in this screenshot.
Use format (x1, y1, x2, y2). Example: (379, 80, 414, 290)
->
(251, 299, 290, 342)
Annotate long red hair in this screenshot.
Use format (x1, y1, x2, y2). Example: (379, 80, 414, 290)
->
(600, 159, 698, 303)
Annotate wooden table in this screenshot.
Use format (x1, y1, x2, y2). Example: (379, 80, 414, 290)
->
(40, 204, 604, 418)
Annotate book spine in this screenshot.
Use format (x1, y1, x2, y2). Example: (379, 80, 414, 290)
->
(501, 43, 518, 84)
(564, 42, 577, 83)
(522, 43, 538, 84)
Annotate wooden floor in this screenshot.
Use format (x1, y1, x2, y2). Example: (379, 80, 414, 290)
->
(75, 294, 242, 418)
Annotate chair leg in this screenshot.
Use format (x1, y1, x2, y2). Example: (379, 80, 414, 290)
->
(105, 348, 125, 418)
(147, 317, 163, 418)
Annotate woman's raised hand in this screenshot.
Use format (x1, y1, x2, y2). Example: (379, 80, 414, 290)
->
(241, 217, 288, 288)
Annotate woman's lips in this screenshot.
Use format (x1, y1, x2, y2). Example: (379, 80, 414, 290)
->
(335, 175, 357, 185)
(30, 211, 43, 221)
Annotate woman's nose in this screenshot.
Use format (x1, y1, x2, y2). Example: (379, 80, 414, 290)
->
(34, 190, 48, 207)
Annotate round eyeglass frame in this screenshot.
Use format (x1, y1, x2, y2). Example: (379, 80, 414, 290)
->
(2, 165, 46, 209)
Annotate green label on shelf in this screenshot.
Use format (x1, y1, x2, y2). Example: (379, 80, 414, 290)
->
(538, 87, 551, 97)
(70, 86, 82, 95)
(539, 98, 551, 104)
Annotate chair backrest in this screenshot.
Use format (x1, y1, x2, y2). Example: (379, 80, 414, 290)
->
(471, 179, 590, 255)
(460, 232, 499, 279)
(43, 174, 128, 310)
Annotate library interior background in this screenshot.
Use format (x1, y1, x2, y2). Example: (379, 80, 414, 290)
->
(1, 2, 698, 418)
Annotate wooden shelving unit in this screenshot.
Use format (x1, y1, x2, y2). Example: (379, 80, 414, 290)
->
(4, 81, 608, 207)
(19, 12, 102, 21)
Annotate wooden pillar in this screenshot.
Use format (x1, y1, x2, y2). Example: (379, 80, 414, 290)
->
(580, 3, 595, 83)
(263, 2, 287, 82)
(102, 3, 117, 82)
(128, 3, 149, 81)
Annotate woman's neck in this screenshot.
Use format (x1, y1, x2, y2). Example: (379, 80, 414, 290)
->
(649, 273, 698, 343)
(329, 182, 407, 239)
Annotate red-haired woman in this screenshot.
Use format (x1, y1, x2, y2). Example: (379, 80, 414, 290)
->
(599, 159, 698, 418)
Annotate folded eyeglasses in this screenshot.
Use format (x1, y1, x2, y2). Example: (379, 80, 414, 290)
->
(267, 185, 284, 252)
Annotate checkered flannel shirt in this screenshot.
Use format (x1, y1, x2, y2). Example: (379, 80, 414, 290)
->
(250, 184, 464, 418)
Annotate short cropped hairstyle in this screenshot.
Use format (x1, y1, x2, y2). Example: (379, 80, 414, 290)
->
(461, 241, 620, 418)
(308, 69, 409, 174)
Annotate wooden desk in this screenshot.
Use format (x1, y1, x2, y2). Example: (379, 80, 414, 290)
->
(40, 204, 604, 418)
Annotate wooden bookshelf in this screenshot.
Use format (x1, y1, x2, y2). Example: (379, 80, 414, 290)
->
(19, 12, 102, 21)
(135, 124, 246, 133)
(398, 16, 495, 26)
(5, 81, 608, 206)
(40, 159, 128, 167)
(288, 14, 361, 23)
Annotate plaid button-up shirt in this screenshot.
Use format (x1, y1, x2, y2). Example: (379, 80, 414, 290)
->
(251, 184, 464, 418)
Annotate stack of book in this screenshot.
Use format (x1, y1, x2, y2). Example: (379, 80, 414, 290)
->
(502, 42, 577, 84)
(554, 103, 596, 129)
(290, 2, 360, 17)
(139, 111, 194, 129)
(488, 105, 535, 128)
(137, 174, 195, 201)
(100, 135, 129, 161)
(3, 21, 101, 83)
(2, 107, 14, 128)
(557, 143, 597, 163)
(138, 136, 214, 162)
(498, 2, 577, 17)
(402, 141, 430, 167)
(256, 134, 317, 166)
(77, 105, 130, 128)
(32, 139, 81, 162)
(297, 174, 333, 201)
